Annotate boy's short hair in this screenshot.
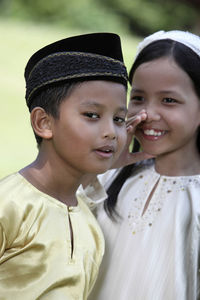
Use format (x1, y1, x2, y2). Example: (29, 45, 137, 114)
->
(29, 81, 80, 145)
(24, 32, 128, 145)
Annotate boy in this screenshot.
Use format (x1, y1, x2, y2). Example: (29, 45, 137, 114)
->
(0, 33, 128, 299)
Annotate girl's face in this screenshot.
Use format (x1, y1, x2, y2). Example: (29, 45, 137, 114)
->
(50, 80, 127, 175)
(128, 57, 200, 158)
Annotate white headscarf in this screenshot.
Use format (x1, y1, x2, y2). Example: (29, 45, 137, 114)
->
(136, 30, 200, 58)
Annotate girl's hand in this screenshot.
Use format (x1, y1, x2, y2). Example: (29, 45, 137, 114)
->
(112, 110, 154, 169)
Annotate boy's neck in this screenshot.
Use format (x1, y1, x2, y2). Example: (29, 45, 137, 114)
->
(19, 152, 83, 206)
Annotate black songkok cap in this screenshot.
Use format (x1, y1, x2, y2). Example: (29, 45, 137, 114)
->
(25, 32, 128, 107)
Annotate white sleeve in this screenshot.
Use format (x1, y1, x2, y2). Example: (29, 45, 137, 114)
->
(77, 169, 120, 211)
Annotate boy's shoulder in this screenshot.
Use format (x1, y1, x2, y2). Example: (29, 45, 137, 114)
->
(0, 172, 46, 207)
(0, 173, 30, 208)
(0, 173, 20, 194)
(0, 173, 29, 233)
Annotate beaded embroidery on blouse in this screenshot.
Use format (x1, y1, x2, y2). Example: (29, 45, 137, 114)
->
(127, 165, 200, 235)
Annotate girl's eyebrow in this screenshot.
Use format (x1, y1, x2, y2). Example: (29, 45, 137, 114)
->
(130, 87, 144, 94)
(157, 90, 180, 96)
(130, 88, 181, 98)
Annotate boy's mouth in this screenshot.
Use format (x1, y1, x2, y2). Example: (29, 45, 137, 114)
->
(96, 145, 115, 153)
(95, 145, 115, 158)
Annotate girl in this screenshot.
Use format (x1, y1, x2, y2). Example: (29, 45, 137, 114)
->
(86, 30, 200, 300)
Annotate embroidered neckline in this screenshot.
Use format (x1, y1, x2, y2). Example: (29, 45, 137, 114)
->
(127, 164, 200, 235)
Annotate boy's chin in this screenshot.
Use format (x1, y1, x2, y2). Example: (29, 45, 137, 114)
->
(92, 165, 113, 175)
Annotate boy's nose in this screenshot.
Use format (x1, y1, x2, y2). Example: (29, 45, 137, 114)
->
(102, 122, 116, 140)
(104, 132, 116, 140)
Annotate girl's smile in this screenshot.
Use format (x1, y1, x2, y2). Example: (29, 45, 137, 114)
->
(129, 57, 200, 163)
(139, 127, 167, 141)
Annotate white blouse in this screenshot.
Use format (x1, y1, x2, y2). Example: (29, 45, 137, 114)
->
(83, 162, 200, 300)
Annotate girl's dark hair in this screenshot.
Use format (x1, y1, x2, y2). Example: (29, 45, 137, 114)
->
(29, 81, 80, 145)
(104, 38, 200, 219)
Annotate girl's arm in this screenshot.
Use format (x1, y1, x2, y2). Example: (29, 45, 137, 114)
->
(112, 110, 153, 169)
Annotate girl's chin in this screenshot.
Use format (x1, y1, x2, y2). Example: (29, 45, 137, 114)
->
(140, 147, 161, 157)
(136, 137, 165, 157)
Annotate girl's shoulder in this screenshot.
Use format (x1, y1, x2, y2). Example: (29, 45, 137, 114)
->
(130, 159, 155, 176)
(98, 159, 155, 187)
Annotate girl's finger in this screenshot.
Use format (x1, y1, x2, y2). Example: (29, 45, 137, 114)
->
(126, 112, 147, 127)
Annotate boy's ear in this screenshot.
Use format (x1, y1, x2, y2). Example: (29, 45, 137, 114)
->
(31, 107, 53, 140)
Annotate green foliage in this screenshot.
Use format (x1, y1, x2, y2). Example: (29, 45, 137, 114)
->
(1, 0, 129, 34)
(0, 0, 198, 35)
(98, 0, 198, 34)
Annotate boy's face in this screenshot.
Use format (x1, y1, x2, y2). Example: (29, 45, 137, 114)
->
(49, 80, 127, 175)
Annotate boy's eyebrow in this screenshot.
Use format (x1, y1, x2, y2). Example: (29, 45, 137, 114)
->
(80, 102, 104, 108)
(118, 106, 128, 113)
(80, 101, 128, 113)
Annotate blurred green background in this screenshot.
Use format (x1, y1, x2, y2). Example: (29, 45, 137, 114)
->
(0, 0, 199, 178)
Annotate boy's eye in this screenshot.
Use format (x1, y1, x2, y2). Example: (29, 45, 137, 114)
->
(114, 116, 125, 124)
(84, 112, 99, 119)
(163, 98, 177, 104)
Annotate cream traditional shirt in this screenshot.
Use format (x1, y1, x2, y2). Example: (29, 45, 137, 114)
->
(83, 162, 200, 300)
(0, 173, 104, 300)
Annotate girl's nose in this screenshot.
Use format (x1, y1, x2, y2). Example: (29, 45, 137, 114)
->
(145, 105, 161, 122)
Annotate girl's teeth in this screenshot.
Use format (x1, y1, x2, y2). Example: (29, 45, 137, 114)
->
(150, 130, 154, 135)
(144, 129, 163, 136)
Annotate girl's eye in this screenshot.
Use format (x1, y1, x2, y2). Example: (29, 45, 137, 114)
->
(114, 116, 126, 125)
(130, 96, 144, 103)
(163, 98, 177, 104)
(84, 112, 99, 119)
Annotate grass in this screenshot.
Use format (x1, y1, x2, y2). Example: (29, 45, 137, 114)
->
(0, 18, 141, 179)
